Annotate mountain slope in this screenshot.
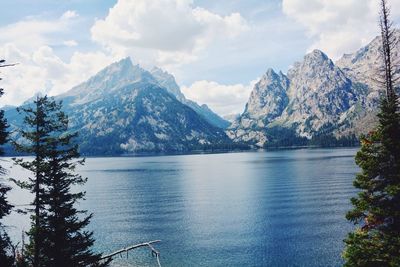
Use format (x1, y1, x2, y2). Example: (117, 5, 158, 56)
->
(69, 82, 230, 154)
(227, 69, 289, 146)
(61, 58, 155, 105)
(336, 29, 400, 91)
(280, 50, 357, 137)
(149, 67, 230, 129)
(335, 30, 400, 136)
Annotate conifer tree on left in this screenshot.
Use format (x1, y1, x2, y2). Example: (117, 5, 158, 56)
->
(13, 95, 110, 267)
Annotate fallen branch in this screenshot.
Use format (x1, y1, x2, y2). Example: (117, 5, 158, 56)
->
(0, 60, 18, 68)
(100, 240, 161, 266)
(147, 242, 161, 267)
(0, 63, 18, 68)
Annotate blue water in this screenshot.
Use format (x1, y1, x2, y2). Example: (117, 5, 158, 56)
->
(4, 148, 358, 266)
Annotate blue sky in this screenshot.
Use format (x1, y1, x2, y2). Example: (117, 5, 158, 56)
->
(0, 0, 399, 115)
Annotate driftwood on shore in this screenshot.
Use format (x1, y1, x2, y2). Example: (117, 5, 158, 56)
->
(100, 240, 161, 266)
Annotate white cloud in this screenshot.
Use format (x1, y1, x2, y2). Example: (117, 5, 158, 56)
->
(0, 9, 118, 107)
(63, 40, 78, 47)
(0, 20, 63, 52)
(0, 11, 80, 52)
(282, 0, 400, 59)
(61, 10, 79, 20)
(90, 0, 248, 67)
(0, 44, 115, 107)
(181, 80, 256, 116)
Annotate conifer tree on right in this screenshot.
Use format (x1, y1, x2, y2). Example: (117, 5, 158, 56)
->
(0, 60, 14, 267)
(343, 0, 400, 266)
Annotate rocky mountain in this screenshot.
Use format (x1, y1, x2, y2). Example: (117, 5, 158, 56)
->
(336, 29, 400, 90)
(336, 30, 400, 108)
(6, 58, 233, 155)
(228, 69, 289, 146)
(228, 31, 400, 147)
(223, 113, 240, 123)
(6, 32, 399, 152)
(332, 30, 400, 137)
(150, 66, 186, 102)
(281, 50, 357, 137)
(149, 67, 230, 129)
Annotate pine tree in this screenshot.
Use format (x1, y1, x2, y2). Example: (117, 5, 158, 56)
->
(13, 95, 52, 266)
(0, 180, 13, 267)
(39, 99, 110, 266)
(0, 60, 14, 266)
(343, 0, 400, 266)
(13, 96, 109, 266)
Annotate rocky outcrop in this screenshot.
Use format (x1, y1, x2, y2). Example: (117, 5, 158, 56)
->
(227, 30, 400, 147)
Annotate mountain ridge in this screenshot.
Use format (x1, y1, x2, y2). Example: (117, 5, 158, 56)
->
(4, 31, 399, 153)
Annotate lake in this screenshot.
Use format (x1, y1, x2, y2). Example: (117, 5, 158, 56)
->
(3, 148, 359, 266)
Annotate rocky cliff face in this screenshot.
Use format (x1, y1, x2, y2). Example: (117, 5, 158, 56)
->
(336, 30, 400, 107)
(228, 31, 400, 147)
(227, 69, 289, 146)
(150, 66, 186, 102)
(336, 30, 400, 90)
(281, 50, 356, 138)
(335, 30, 400, 136)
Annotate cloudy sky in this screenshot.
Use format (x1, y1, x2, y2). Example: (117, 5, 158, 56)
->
(0, 0, 399, 116)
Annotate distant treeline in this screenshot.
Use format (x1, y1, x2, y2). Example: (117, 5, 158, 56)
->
(2, 129, 359, 156)
(263, 126, 359, 149)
